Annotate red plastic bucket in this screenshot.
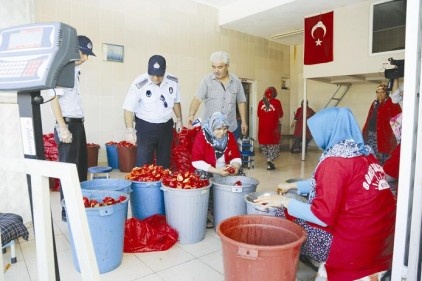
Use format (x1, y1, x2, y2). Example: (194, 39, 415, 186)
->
(217, 215, 306, 281)
(117, 146, 137, 172)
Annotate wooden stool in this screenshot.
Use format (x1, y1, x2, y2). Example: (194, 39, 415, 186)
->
(88, 166, 113, 179)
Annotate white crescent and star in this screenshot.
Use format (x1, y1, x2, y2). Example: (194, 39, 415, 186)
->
(310, 20, 327, 46)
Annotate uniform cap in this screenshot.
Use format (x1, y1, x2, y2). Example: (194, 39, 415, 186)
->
(148, 55, 166, 76)
(77, 35, 95, 56)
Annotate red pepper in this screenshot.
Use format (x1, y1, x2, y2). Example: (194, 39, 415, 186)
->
(234, 180, 242, 186)
(226, 166, 235, 174)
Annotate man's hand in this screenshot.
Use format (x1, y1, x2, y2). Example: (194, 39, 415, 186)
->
(241, 121, 248, 136)
(56, 124, 72, 143)
(187, 115, 195, 129)
(125, 128, 137, 144)
(175, 119, 183, 133)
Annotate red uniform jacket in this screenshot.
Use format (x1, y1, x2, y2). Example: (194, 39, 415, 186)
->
(191, 130, 241, 168)
(311, 156, 396, 280)
(362, 98, 402, 154)
(257, 98, 283, 144)
(293, 106, 315, 139)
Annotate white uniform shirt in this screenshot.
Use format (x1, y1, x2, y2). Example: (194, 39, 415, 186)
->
(48, 66, 84, 118)
(122, 73, 181, 123)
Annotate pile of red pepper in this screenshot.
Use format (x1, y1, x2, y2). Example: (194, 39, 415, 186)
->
(106, 141, 118, 146)
(83, 195, 127, 208)
(170, 126, 201, 173)
(117, 140, 136, 148)
(43, 133, 58, 161)
(87, 143, 100, 148)
(162, 170, 209, 189)
(43, 133, 60, 191)
(125, 164, 169, 182)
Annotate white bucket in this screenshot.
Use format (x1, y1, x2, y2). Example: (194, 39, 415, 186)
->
(160, 184, 210, 244)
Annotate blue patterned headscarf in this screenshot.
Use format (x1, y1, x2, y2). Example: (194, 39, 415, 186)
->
(202, 112, 229, 158)
(307, 107, 373, 202)
(308, 107, 370, 154)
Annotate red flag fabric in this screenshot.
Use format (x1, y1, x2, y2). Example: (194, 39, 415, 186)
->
(304, 11, 334, 65)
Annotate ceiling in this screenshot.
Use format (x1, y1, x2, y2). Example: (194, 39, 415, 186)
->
(192, 0, 368, 45)
(192, 0, 387, 84)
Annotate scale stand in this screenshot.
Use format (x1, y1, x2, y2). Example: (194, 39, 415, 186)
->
(17, 90, 61, 281)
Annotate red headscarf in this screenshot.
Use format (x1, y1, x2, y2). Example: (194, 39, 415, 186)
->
(264, 87, 277, 99)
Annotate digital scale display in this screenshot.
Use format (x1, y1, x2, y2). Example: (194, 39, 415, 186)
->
(8, 27, 47, 50)
(0, 22, 79, 91)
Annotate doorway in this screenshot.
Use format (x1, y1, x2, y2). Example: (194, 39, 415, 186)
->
(238, 80, 256, 139)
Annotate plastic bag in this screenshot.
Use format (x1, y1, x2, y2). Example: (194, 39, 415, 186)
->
(123, 214, 178, 253)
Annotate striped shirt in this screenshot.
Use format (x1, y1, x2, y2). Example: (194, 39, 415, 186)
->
(196, 73, 246, 131)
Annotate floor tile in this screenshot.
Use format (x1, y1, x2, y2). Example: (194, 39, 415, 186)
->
(156, 259, 224, 281)
(134, 246, 195, 272)
(3, 149, 321, 281)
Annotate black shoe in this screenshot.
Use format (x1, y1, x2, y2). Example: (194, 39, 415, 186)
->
(206, 218, 214, 229)
(299, 255, 319, 272)
(61, 209, 67, 222)
(267, 161, 275, 170)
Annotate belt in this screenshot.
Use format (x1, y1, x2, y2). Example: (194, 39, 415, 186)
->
(64, 117, 84, 123)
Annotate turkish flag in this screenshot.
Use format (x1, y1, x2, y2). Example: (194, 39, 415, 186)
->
(304, 11, 334, 65)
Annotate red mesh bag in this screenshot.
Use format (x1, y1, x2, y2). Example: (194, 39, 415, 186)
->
(123, 215, 178, 253)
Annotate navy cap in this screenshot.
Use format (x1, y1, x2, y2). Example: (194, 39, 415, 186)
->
(148, 55, 166, 76)
(77, 35, 95, 56)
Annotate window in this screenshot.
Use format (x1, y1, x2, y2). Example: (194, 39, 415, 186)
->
(370, 0, 406, 54)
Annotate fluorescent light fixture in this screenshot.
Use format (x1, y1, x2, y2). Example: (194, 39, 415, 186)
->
(271, 29, 304, 39)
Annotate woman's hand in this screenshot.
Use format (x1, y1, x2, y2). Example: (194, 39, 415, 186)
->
(254, 194, 290, 208)
(218, 167, 230, 176)
(225, 163, 241, 175)
(277, 182, 297, 194)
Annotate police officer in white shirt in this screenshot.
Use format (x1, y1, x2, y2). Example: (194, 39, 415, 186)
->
(123, 55, 183, 168)
(50, 35, 95, 222)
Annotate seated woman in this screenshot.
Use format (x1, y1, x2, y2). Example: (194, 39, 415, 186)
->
(191, 111, 241, 177)
(191, 112, 242, 228)
(255, 107, 396, 281)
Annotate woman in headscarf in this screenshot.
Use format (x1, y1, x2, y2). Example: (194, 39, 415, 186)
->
(257, 87, 283, 170)
(191, 111, 241, 177)
(192, 112, 242, 229)
(291, 99, 316, 153)
(362, 84, 402, 164)
(255, 107, 396, 281)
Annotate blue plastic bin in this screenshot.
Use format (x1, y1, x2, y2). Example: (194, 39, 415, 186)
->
(105, 144, 119, 169)
(64, 190, 129, 274)
(130, 181, 165, 220)
(81, 179, 132, 194)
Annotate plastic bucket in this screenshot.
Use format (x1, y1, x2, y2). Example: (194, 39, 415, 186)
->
(217, 215, 306, 281)
(210, 176, 259, 228)
(81, 179, 132, 194)
(63, 190, 129, 274)
(105, 144, 119, 169)
(130, 181, 165, 220)
(244, 192, 278, 216)
(117, 146, 137, 172)
(87, 144, 100, 168)
(161, 184, 210, 244)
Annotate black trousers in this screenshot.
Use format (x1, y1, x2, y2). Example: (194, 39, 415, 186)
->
(54, 121, 87, 204)
(135, 118, 174, 169)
